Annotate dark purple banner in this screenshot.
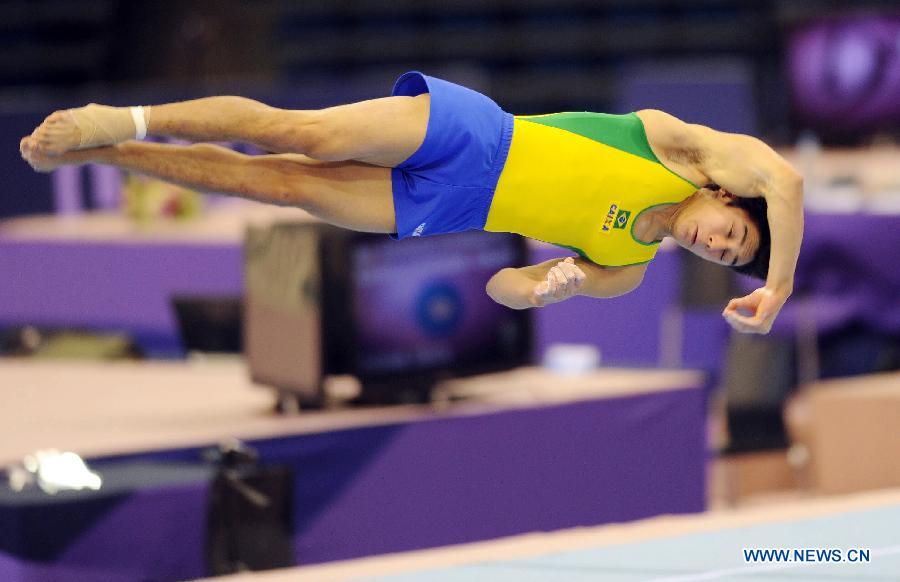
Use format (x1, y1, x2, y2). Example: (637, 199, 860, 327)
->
(788, 14, 900, 130)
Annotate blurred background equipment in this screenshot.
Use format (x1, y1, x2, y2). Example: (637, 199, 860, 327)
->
(172, 295, 244, 355)
(6, 450, 102, 495)
(203, 439, 293, 575)
(0, 326, 142, 359)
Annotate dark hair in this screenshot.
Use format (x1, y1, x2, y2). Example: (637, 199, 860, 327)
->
(727, 196, 770, 280)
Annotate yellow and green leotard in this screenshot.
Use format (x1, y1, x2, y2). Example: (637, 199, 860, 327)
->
(485, 112, 698, 266)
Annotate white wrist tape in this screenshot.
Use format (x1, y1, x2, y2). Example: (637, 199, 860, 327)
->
(130, 106, 147, 140)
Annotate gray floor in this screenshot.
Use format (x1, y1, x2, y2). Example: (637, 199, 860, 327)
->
(364, 504, 900, 581)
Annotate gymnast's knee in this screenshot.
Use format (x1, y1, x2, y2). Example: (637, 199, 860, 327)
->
(294, 111, 356, 161)
(261, 172, 328, 213)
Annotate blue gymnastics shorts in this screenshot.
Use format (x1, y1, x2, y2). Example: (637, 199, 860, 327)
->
(390, 71, 514, 240)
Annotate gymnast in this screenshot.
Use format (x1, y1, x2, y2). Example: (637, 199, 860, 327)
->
(19, 71, 803, 334)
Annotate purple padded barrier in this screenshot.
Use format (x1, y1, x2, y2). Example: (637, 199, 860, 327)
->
(286, 387, 706, 564)
(0, 240, 243, 355)
(0, 463, 210, 582)
(0, 382, 704, 580)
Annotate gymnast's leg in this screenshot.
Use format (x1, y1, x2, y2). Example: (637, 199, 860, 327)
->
(19, 137, 397, 233)
(28, 94, 430, 168)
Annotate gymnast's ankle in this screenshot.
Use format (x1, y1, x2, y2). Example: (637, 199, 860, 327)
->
(69, 104, 149, 149)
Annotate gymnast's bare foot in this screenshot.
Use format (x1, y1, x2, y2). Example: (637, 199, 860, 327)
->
(30, 104, 139, 155)
(20, 135, 85, 173)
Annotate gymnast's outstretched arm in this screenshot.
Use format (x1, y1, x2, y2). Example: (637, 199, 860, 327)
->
(487, 257, 647, 309)
(695, 129, 804, 334)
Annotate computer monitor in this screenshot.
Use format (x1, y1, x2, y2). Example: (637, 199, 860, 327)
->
(345, 230, 532, 402)
(244, 223, 532, 406)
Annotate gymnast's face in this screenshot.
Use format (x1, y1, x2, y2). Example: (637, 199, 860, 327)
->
(670, 189, 759, 267)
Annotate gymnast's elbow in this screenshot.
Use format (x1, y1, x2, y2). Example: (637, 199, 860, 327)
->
(486, 268, 540, 310)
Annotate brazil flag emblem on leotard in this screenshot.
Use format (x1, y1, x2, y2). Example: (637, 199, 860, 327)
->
(613, 209, 631, 229)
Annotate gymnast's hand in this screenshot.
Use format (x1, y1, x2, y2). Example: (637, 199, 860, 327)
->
(722, 286, 789, 334)
(533, 257, 586, 306)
